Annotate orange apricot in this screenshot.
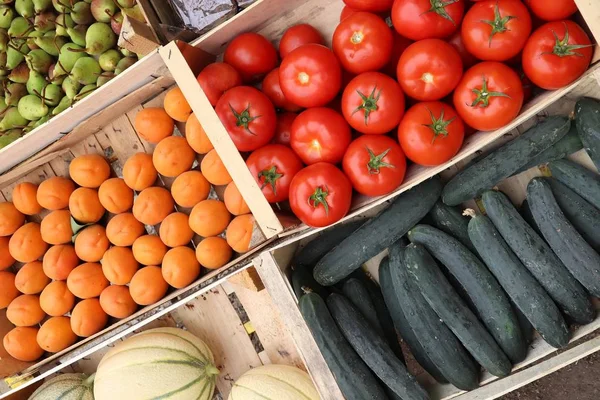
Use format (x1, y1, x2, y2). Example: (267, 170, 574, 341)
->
(200, 149, 232, 186)
(129, 266, 168, 306)
(74, 225, 109, 262)
(226, 214, 256, 253)
(189, 200, 230, 237)
(3, 326, 44, 361)
(0, 271, 19, 309)
(164, 87, 192, 122)
(70, 298, 108, 337)
(9, 223, 48, 263)
(0, 236, 15, 270)
(162, 246, 200, 289)
(43, 244, 79, 280)
(37, 316, 77, 353)
(106, 213, 145, 246)
(12, 182, 42, 215)
(224, 182, 250, 216)
(98, 178, 134, 214)
(132, 187, 174, 226)
(37, 177, 76, 210)
(123, 153, 158, 191)
(196, 237, 233, 269)
(40, 210, 72, 245)
(152, 136, 196, 178)
(0, 202, 25, 236)
(39, 281, 75, 316)
(69, 188, 105, 224)
(171, 171, 211, 209)
(66, 263, 109, 299)
(159, 212, 194, 248)
(6, 294, 45, 326)
(101, 246, 139, 285)
(134, 108, 174, 144)
(15, 261, 50, 294)
(185, 113, 214, 154)
(132, 235, 167, 265)
(69, 154, 111, 188)
(99, 285, 137, 319)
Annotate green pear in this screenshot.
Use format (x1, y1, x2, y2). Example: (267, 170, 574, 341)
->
(0, 29, 8, 51)
(8, 17, 33, 39)
(26, 29, 43, 50)
(55, 13, 74, 36)
(71, 1, 93, 25)
(90, 0, 116, 23)
(0, 96, 7, 114)
(34, 31, 67, 56)
(0, 107, 28, 130)
(119, 47, 132, 57)
(31, 112, 50, 127)
(18, 94, 48, 120)
(84, 22, 115, 55)
(52, 0, 74, 13)
(52, 94, 71, 115)
(58, 42, 85, 72)
(114, 56, 135, 74)
(6, 82, 27, 106)
(6, 41, 29, 70)
(96, 73, 112, 87)
(122, 4, 144, 22)
(42, 83, 62, 106)
(74, 82, 95, 100)
(71, 56, 100, 85)
(33, 0, 52, 13)
(0, 129, 22, 149)
(116, 0, 134, 8)
(48, 63, 65, 84)
(15, 0, 35, 18)
(0, 6, 14, 29)
(67, 24, 87, 46)
(110, 10, 122, 34)
(34, 11, 56, 33)
(98, 48, 120, 72)
(8, 62, 29, 83)
(62, 75, 80, 98)
(26, 69, 47, 95)
(25, 48, 52, 74)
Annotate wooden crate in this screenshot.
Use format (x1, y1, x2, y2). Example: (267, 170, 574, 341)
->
(252, 72, 600, 400)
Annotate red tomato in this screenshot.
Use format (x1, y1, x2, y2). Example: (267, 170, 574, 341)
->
(246, 144, 304, 203)
(342, 135, 407, 196)
(341, 72, 405, 135)
(392, 0, 465, 41)
(522, 21, 592, 90)
(196, 63, 242, 106)
(290, 108, 352, 165)
(524, 0, 577, 21)
(382, 31, 413, 77)
(215, 86, 277, 152)
(262, 68, 302, 112)
(273, 112, 297, 146)
(333, 12, 393, 74)
(279, 44, 342, 108)
(448, 31, 478, 69)
(343, 0, 393, 12)
(289, 163, 353, 227)
(397, 39, 463, 101)
(398, 101, 465, 166)
(223, 33, 278, 83)
(340, 5, 358, 21)
(462, 0, 532, 62)
(453, 62, 524, 131)
(279, 24, 324, 59)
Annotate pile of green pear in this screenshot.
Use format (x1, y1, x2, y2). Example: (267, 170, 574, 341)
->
(0, 0, 145, 149)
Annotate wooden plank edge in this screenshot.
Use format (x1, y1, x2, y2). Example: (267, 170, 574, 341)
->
(575, 0, 600, 44)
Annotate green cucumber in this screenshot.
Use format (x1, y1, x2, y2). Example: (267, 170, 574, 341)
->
(514, 305, 534, 345)
(482, 190, 594, 324)
(549, 159, 600, 210)
(342, 278, 385, 337)
(407, 224, 526, 364)
(547, 177, 600, 252)
(314, 176, 442, 286)
(575, 97, 600, 171)
(291, 266, 329, 300)
(527, 178, 600, 297)
(468, 215, 569, 349)
(428, 200, 476, 254)
(519, 199, 541, 235)
(443, 116, 571, 206)
(327, 293, 429, 400)
(388, 242, 480, 390)
(379, 257, 447, 383)
(299, 293, 389, 400)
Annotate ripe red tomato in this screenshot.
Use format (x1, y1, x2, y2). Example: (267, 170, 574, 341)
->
(215, 86, 277, 152)
(342, 72, 405, 135)
(246, 144, 304, 203)
(289, 162, 353, 227)
(392, 0, 465, 41)
(453, 62, 524, 131)
(224, 33, 278, 83)
(196, 63, 242, 106)
(343, 0, 393, 12)
(397, 39, 463, 101)
(273, 112, 297, 146)
(340, 5, 358, 21)
(279, 24, 324, 59)
(522, 21, 593, 90)
(291, 108, 352, 165)
(398, 101, 465, 166)
(524, 0, 577, 21)
(448, 31, 478, 69)
(342, 135, 407, 196)
(462, 0, 532, 62)
(382, 32, 413, 77)
(262, 68, 302, 112)
(333, 12, 393, 75)
(279, 44, 342, 108)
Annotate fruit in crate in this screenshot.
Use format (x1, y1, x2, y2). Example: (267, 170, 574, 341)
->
(94, 327, 219, 400)
(30, 373, 95, 400)
(228, 364, 319, 400)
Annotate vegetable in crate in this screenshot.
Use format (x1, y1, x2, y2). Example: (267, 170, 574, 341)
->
(391, 0, 463, 40)
(29, 373, 95, 400)
(468, 214, 569, 349)
(443, 116, 571, 206)
(549, 158, 600, 210)
(575, 97, 600, 171)
(525, 0, 578, 21)
(314, 176, 442, 286)
(342, 278, 385, 338)
(224, 32, 277, 83)
(228, 364, 319, 400)
(482, 189, 595, 324)
(428, 200, 476, 253)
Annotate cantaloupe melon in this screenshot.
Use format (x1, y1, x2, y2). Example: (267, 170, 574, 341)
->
(94, 327, 218, 400)
(29, 373, 95, 400)
(228, 364, 319, 400)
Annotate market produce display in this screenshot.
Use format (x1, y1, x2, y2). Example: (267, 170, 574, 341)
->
(227, 364, 319, 400)
(29, 372, 94, 400)
(0, 0, 143, 150)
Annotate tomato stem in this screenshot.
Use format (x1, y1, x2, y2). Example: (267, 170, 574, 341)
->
(548, 22, 594, 58)
(367, 147, 394, 174)
(308, 186, 330, 215)
(470, 76, 510, 108)
(422, 107, 455, 143)
(480, 1, 516, 47)
(352, 86, 381, 126)
(229, 103, 260, 136)
(423, 0, 461, 25)
(258, 166, 283, 195)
